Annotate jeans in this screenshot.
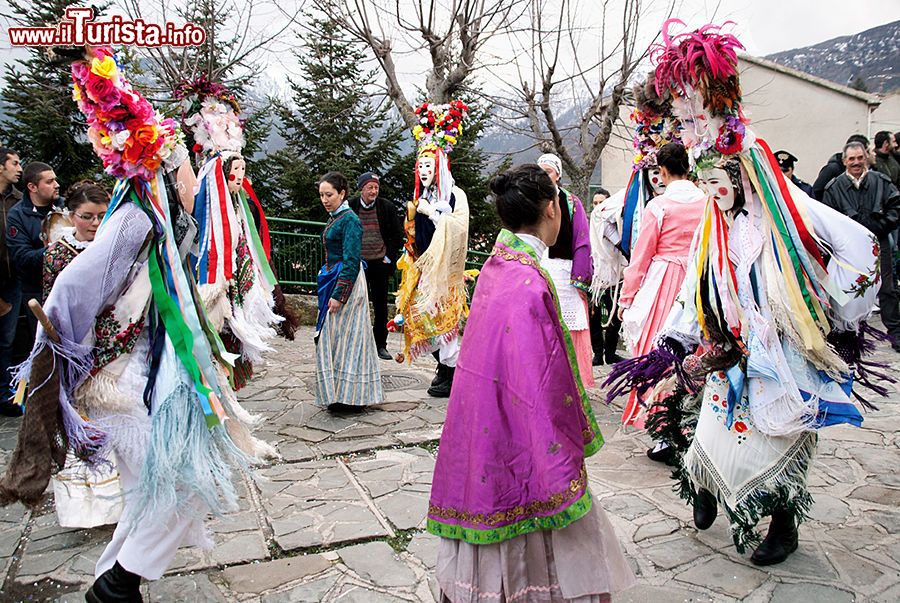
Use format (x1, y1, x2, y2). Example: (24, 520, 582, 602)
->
(0, 284, 21, 401)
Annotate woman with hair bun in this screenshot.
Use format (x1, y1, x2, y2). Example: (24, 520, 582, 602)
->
(42, 181, 110, 300)
(314, 171, 383, 412)
(427, 164, 635, 602)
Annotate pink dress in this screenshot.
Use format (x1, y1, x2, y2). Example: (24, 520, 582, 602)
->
(619, 179, 706, 427)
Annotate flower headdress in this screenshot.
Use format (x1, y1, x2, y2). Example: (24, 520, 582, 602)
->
(175, 75, 245, 160)
(651, 19, 752, 165)
(70, 47, 186, 181)
(630, 73, 681, 171)
(413, 100, 469, 156)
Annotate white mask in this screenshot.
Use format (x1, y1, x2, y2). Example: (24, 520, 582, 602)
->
(227, 157, 246, 194)
(417, 155, 436, 189)
(647, 167, 665, 195)
(699, 167, 737, 212)
(672, 91, 721, 150)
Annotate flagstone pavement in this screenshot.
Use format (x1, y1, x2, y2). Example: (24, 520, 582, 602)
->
(0, 327, 898, 603)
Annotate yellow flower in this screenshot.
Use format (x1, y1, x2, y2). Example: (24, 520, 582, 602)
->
(445, 135, 457, 145)
(72, 84, 81, 101)
(413, 125, 423, 139)
(91, 56, 117, 79)
(633, 154, 643, 164)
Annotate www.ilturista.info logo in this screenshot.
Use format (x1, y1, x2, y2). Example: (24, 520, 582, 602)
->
(8, 7, 206, 47)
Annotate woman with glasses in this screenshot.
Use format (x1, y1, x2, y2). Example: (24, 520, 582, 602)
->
(42, 181, 109, 300)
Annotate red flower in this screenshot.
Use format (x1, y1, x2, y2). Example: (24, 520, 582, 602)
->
(192, 143, 202, 152)
(873, 244, 879, 256)
(734, 421, 747, 433)
(856, 274, 869, 285)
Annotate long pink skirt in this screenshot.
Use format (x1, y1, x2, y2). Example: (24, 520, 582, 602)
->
(620, 260, 686, 427)
(436, 500, 636, 602)
(572, 327, 596, 389)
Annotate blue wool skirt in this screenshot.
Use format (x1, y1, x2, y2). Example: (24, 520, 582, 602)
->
(314, 269, 384, 407)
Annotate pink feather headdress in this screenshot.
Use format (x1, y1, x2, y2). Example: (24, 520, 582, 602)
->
(651, 19, 745, 116)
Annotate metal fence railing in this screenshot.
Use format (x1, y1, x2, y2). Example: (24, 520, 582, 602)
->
(268, 216, 492, 294)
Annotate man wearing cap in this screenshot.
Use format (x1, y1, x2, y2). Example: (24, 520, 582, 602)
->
(350, 172, 404, 360)
(775, 150, 815, 198)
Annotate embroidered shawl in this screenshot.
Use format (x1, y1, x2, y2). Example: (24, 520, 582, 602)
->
(427, 230, 603, 544)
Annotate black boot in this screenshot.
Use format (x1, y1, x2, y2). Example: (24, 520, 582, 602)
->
(751, 508, 798, 566)
(646, 441, 676, 465)
(430, 352, 444, 387)
(85, 561, 143, 602)
(428, 364, 454, 397)
(693, 488, 718, 530)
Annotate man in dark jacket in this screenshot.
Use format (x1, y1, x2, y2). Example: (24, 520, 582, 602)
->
(873, 130, 900, 188)
(774, 150, 815, 198)
(0, 148, 23, 416)
(823, 141, 900, 350)
(6, 162, 64, 345)
(349, 172, 404, 360)
(813, 134, 870, 201)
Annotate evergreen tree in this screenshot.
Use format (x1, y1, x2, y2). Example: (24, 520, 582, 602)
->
(1, 0, 105, 186)
(265, 14, 404, 221)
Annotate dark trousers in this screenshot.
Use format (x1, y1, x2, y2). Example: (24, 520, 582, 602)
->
(877, 237, 900, 340)
(0, 284, 21, 401)
(364, 259, 393, 349)
(589, 289, 621, 360)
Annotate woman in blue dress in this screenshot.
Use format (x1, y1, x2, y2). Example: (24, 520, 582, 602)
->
(315, 172, 383, 412)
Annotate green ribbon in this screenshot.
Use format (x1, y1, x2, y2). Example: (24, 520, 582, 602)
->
(238, 191, 278, 287)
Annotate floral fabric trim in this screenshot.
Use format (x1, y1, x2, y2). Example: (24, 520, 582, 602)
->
(92, 307, 146, 373)
(231, 234, 255, 307)
(427, 489, 593, 544)
(42, 241, 80, 301)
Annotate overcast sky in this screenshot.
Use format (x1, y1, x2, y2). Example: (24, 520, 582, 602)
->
(0, 0, 897, 92)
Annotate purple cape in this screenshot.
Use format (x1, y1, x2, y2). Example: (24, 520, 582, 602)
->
(427, 230, 603, 544)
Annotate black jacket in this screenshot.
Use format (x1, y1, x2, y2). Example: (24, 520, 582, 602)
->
(791, 175, 814, 199)
(822, 170, 900, 239)
(349, 196, 405, 263)
(812, 152, 844, 201)
(0, 184, 23, 290)
(6, 191, 64, 295)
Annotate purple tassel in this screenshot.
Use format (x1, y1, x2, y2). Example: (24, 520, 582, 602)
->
(828, 322, 895, 410)
(603, 342, 699, 405)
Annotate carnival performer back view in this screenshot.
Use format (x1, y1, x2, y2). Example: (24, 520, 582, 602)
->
(393, 101, 470, 398)
(176, 77, 282, 389)
(428, 164, 635, 601)
(0, 46, 275, 601)
(607, 20, 881, 566)
(536, 153, 596, 389)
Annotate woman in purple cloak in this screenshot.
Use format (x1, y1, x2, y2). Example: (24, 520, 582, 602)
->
(427, 165, 635, 602)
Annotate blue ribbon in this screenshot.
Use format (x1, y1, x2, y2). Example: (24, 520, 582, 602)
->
(316, 262, 342, 334)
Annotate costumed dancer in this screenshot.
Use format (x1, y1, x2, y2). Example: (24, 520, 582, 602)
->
(175, 77, 282, 389)
(618, 73, 673, 262)
(537, 154, 595, 388)
(618, 140, 705, 442)
(314, 172, 383, 411)
(393, 101, 471, 398)
(606, 21, 882, 566)
(0, 46, 276, 600)
(42, 182, 124, 529)
(428, 164, 635, 601)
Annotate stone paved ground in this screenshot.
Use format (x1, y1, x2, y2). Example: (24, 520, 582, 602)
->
(0, 327, 898, 602)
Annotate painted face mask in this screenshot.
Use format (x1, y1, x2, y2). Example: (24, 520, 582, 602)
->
(699, 167, 737, 212)
(647, 167, 666, 195)
(672, 91, 721, 151)
(417, 155, 436, 189)
(227, 157, 246, 194)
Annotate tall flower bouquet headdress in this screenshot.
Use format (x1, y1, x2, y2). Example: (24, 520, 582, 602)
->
(620, 74, 683, 257)
(174, 75, 245, 162)
(71, 47, 187, 180)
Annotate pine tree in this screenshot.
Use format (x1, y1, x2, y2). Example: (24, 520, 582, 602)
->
(1, 0, 106, 187)
(265, 14, 404, 221)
